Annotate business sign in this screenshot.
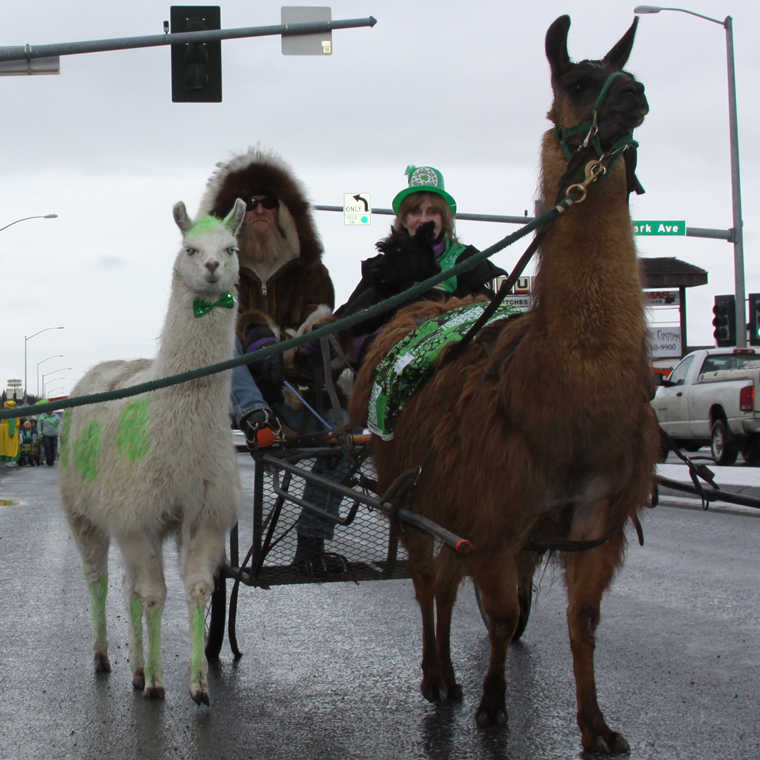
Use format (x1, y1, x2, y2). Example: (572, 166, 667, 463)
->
(502, 294, 532, 311)
(6, 379, 23, 400)
(343, 193, 371, 225)
(493, 275, 534, 294)
(649, 326, 682, 359)
(645, 290, 680, 306)
(513, 276, 533, 294)
(281, 6, 333, 55)
(633, 220, 686, 236)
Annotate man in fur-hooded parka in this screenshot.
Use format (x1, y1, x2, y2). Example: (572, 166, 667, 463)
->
(197, 147, 334, 337)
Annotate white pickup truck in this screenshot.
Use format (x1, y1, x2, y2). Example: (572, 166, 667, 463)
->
(652, 347, 760, 465)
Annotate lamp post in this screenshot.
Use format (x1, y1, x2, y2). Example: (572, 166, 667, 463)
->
(36, 354, 64, 396)
(634, 5, 745, 345)
(24, 327, 64, 398)
(41, 367, 71, 398)
(0, 213, 58, 233)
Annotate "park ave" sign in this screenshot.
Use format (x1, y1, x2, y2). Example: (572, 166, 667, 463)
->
(633, 220, 686, 236)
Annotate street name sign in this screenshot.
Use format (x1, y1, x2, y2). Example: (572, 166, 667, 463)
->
(633, 220, 686, 236)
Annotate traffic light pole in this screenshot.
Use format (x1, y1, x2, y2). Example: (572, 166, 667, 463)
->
(0, 16, 377, 65)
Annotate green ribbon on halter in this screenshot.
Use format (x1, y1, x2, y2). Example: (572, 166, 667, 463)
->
(193, 290, 236, 318)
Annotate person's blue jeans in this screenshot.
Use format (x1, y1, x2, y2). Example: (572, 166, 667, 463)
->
(231, 338, 348, 541)
(274, 404, 349, 541)
(230, 337, 270, 425)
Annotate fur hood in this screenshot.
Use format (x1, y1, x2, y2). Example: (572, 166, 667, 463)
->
(197, 145, 325, 269)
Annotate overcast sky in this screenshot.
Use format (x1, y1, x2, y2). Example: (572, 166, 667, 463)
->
(2, 0, 758, 397)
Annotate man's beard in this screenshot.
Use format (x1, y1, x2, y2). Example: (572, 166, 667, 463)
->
(238, 220, 299, 288)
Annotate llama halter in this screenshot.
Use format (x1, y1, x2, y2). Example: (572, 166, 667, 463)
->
(555, 71, 638, 161)
(193, 290, 236, 317)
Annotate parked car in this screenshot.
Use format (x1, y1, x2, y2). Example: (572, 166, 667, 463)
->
(651, 347, 760, 465)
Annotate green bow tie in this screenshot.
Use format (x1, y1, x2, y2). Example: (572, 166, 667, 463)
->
(193, 290, 236, 318)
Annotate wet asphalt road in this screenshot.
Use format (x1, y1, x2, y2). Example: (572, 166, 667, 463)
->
(0, 456, 759, 760)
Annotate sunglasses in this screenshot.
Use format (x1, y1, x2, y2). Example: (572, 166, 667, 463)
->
(246, 195, 278, 211)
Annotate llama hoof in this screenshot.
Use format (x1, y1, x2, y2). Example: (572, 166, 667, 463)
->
(144, 685, 166, 700)
(586, 731, 629, 755)
(132, 669, 145, 691)
(475, 704, 508, 729)
(94, 652, 111, 674)
(420, 679, 441, 704)
(443, 683, 463, 703)
(191, 689, 210, 706)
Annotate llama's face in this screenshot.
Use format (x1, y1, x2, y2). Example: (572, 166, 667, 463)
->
(171, 199, 246, 295)
(176, 225, 240, 295)
(545, 15, 648, 151)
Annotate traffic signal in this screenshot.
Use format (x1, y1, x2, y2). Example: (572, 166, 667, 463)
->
(712, 294, 736, 347)
(170, 6, 222, 103)
(749, 293, 760, 346)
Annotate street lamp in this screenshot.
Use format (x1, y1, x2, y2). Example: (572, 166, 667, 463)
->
(36, 354, 64, 396)
(0, 213, 58, 233)
(634, 5, 745, 345)
(41, 367, 71, 397)
(24, 326, 64, 398)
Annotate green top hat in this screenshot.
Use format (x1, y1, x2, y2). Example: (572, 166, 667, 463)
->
(392, 165, 457, 215)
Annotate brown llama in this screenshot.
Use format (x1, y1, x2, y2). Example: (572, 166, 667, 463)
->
(349, 14, 659, 755)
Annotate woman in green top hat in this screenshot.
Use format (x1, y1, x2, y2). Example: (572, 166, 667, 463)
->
(336, 164, 506, 363)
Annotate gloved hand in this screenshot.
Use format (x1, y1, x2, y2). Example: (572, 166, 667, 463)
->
(240, 408, 279, 449)
(373, 222, 439, 288)
(244, 324, 284, 403)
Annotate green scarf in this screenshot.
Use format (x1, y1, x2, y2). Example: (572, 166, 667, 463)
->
(433, 238, 467, 294)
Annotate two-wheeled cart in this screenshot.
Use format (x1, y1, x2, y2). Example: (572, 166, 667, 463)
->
(205, 431, 473, 659)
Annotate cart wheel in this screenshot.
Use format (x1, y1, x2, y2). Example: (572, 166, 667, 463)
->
(473, 578, 532, 643)
(205, 570, 226, 661)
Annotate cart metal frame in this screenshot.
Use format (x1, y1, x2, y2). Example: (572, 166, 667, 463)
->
(205, 434, 472, 659)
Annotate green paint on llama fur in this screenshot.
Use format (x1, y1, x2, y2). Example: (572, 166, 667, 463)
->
(188, 215, 223, 236)
(144, 604, 163, 686)
(116, 398, 151, 462)
(74, 420, 102, 482)
(129, 597, 144, 651)
(88, 575, 108, 644)
(60, 408, 72, 468)
(129, 598, 143, 630)
(190, 603, 205, 674)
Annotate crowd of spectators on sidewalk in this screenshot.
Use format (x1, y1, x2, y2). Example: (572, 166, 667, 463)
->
(0, 396, 62, 467)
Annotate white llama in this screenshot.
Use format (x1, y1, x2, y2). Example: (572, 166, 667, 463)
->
(59, 198, 246, 705)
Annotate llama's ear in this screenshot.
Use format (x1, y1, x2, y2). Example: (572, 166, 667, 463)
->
(173, 201, 192, 233)
(224, 198, 247, 237)
(546, 15, 571, 78)
(603, 17, 638, 70)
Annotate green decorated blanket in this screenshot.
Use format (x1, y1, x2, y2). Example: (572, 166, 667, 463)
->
(367, 301, 518, 439)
